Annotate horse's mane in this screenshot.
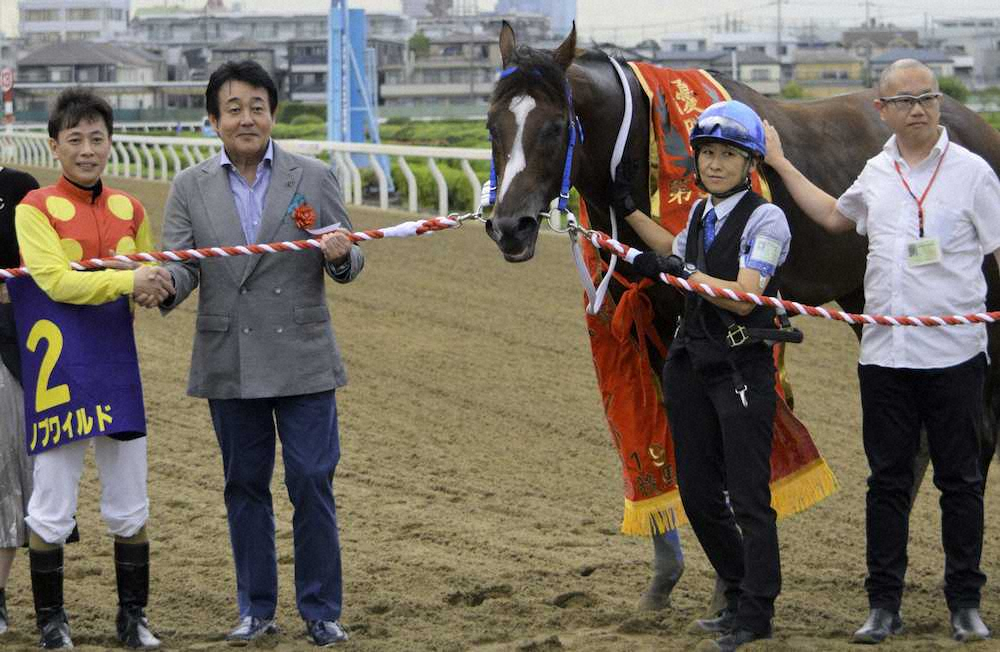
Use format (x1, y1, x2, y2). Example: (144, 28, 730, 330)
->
(491, 45, 615, 106)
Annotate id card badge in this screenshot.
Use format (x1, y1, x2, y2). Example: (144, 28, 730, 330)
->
(907, 237, 942, 267)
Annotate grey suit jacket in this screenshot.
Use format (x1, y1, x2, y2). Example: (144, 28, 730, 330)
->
(161, 142, 364, 399)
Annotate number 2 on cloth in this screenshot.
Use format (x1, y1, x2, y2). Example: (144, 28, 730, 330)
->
(26, 319, 71, 412)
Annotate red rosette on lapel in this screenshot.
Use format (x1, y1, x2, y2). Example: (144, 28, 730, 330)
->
(293, 202, 316, 230)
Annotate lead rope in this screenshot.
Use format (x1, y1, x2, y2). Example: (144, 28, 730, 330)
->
(569, 55, 633, 314)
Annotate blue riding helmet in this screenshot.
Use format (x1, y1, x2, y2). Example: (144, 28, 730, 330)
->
(689, 100, 766, 159)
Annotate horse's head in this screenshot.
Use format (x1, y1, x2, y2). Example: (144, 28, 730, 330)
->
(485, 22, 577, 262)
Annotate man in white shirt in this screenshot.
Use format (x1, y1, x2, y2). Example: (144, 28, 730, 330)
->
(764, 59, 1000, 645)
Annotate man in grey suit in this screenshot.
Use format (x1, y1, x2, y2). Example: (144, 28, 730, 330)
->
(160, 60, 363, 647)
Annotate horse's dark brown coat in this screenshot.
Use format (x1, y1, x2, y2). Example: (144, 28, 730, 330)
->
(487, 24, 1000, 470)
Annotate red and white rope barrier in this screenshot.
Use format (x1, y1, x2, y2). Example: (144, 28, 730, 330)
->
(0, 214, 469, 280)
(5, 210, 999, 328)
(583, 228, 1000, 328)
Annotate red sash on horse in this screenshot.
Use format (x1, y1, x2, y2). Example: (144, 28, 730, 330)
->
(580, 64, 838, 536)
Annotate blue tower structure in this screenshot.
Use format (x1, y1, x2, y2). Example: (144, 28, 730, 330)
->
(327, 0, 387, 175)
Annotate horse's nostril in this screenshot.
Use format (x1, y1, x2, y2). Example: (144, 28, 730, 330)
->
(515, 216, 538, 235)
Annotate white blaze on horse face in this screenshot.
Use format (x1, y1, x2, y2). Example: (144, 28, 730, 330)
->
(497, 94, 536, 204)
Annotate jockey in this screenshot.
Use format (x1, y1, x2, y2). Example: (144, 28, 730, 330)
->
(612, 99, 792, 652)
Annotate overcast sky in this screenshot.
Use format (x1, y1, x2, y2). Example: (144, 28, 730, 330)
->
(199, 0, 1000, 43)
(5, 0, 999, 44)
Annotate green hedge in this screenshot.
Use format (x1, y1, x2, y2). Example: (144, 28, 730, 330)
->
(276, 102, 326, 124)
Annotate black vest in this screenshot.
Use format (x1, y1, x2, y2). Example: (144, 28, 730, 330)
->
(674, 192, 779, 365)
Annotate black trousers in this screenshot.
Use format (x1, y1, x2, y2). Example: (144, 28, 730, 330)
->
(663, 346, 780, 635)
(858, 354, 987, 612)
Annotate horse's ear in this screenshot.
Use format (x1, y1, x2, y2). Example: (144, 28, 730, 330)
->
(553, 21, 577, 70)
(499, 20, 516, 67)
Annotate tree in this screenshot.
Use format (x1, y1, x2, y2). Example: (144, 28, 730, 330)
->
(780, 81, 805, 99)
(408, 31, 430, 59)
(938, 76, 969, 103)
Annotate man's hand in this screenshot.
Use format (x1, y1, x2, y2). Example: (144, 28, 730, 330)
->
(320, 229, 353, 265)
(611, 157, 638, 218)
(133, 266, 173, 308)
(0, 283, 8, 304)
(762, 120, 786, 168)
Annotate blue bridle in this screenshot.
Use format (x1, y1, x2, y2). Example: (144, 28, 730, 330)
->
(486, 65, 583, 214)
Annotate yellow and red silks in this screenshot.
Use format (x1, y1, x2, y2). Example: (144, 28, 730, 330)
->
(582, 64, 838, 536)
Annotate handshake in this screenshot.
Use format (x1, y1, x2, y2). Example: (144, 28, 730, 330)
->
(103, 258, 174, 308)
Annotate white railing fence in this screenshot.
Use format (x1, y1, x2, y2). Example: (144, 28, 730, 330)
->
(10, 121, 205, 133)
(0, 133, 492, 217)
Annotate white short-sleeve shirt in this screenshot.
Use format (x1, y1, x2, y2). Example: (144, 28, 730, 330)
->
(836, 127, 1000, 369)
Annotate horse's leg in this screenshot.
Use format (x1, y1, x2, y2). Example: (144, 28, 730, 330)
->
(638, 529, 684, 610)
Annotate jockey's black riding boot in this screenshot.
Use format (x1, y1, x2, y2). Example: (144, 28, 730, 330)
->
(29, 547, 72, 649)
(0, 586, 9, 634)
(115, 541, 161, 649)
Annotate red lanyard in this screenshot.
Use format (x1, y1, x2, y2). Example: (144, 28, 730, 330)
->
(893, 142, 949, 238)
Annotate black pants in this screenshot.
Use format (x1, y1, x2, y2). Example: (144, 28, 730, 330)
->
(663, 347, 780, 635)
(858, 354, 987, 612)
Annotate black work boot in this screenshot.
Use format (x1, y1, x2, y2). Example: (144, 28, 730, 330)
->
(114, 541, 160, 650)
(0, 586, 9, 634)
(29, 547, 72, 649)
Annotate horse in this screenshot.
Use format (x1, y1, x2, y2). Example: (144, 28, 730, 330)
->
(484, 21, 1000, 612)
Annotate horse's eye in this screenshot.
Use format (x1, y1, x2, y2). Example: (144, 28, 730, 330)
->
(539, 121, 563, 140)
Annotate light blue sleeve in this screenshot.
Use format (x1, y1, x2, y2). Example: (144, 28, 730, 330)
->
(739, 203, 791, 278)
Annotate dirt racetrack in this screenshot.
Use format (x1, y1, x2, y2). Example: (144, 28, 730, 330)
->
(3, 167, 1000, 651)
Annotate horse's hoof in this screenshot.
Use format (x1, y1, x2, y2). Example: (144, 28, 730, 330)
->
(637, 591, 672, 611)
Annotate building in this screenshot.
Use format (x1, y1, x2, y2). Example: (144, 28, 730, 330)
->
(286, 36, 405, 104)
(709, 31, 798, 81)
(658, 33, 710, 55)
(19, 0, 129, 46)
(378, 31, 500, 115)
(129, 9, 328, 80)
(650, 49, 781, 96)
(211, 37, 277, 81)
(791, 49, 865, 98)
(493, 0, 575, 36)
(401, 0, 430, 18)
(869, 49, 955, 84)
(12, 40, 205, 121)
(930, 17, 1000, 88)
(842, 25, 920, 60)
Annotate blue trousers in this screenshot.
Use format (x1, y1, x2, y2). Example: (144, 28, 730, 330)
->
(209, 390, 343, 622)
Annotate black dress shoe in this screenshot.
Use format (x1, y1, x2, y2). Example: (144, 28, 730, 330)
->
(852, 608, 902, 644)
(951, 607, 991, 642)
(305, 620, 348, 647)
(225, 616, 277, 646)
(692, 607, 737, 634)
(38, 610, 73, 649)
(706, 627, 772, 651)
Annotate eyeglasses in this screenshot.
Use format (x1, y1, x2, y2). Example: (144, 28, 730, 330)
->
(879, 92, 942, 111)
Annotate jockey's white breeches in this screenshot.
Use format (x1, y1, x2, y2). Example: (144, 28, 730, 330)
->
(26, 436, 149, 544)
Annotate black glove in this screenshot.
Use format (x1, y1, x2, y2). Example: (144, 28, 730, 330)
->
(632, 252, 688, 279)
(611, 157, 638, 217)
